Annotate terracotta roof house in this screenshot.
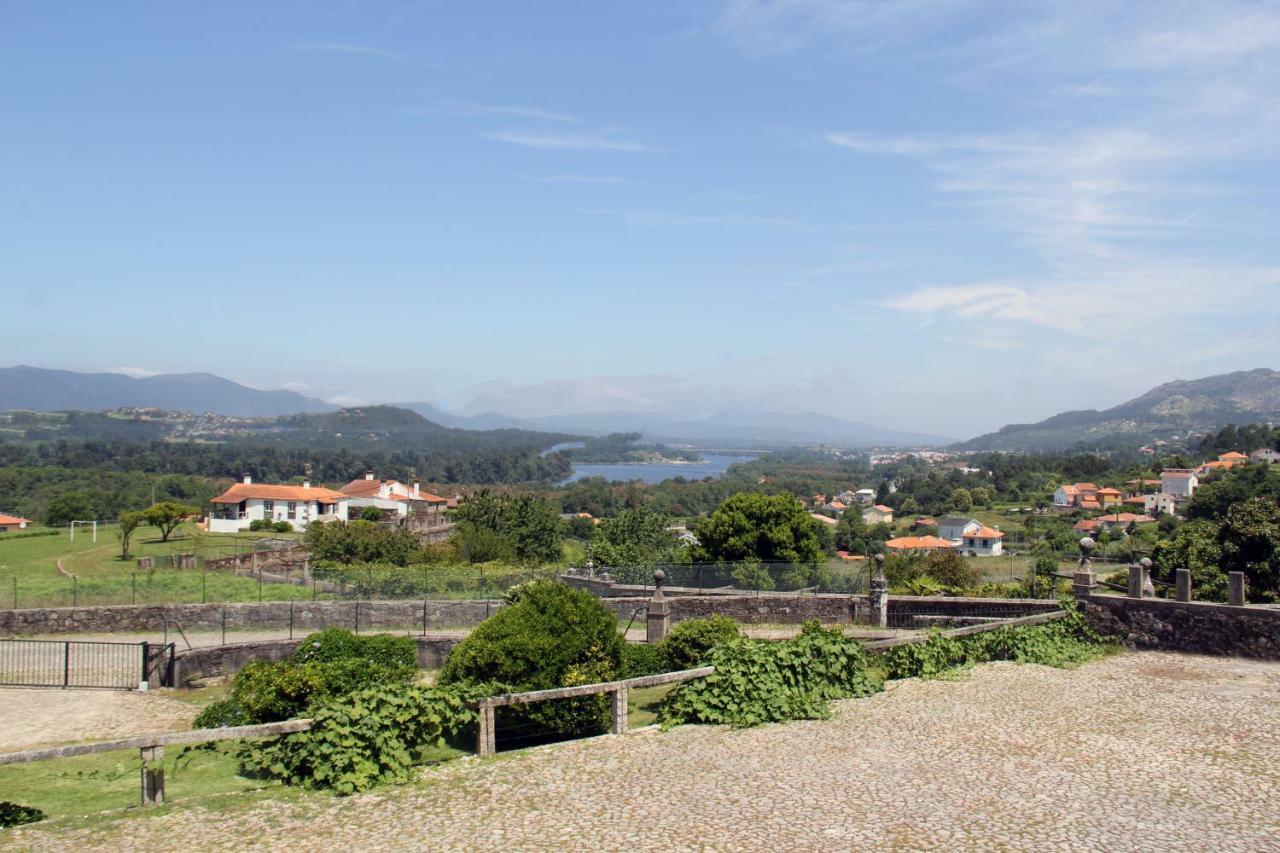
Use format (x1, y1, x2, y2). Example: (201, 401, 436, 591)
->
(1218, 451, 1248, 462)
(862, 504, 894, 525)
(884, 535, 955, 553)
(959, 526, 1004, 556)
(0, 513, 31, 532)
(809, 513, 839, 526)
(209, 475, 349, 533)
(1073, 518, 1099, 533)
(1096, 512, 1156, 531)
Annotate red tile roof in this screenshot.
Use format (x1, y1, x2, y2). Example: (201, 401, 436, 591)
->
(885, 535, 954, 551)
(809, 513, 839, 526)
(871, 504, 894, 513)
(963, 526, 1004, 539)
(0, 513, 31, 525)
(211, 483, 347, 504)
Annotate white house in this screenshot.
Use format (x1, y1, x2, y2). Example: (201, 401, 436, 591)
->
(0, 513, 30, 532)
(959, 525, 1004, 556)
(208, 475, 349, 533)
(834, 490, 860, 505)
(862, 504, 894, 525)
(854, 488, 876, 505)
(937, 516, 982, 544)
(1138, 492, 1179, 517)
(340, 472, 449, 518)
(1250, 448, 1280, 464)
(1160, 469, 1199, 500)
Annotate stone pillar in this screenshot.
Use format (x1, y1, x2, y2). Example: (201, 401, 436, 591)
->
(1139, 557, 1155, 598)
(1175, 568, 1192, 602)
(140, 746, 165, 806)
(1073, 537, 1097, 600)
(646, 569, 670, 644)
(1228, 572, 1246, 607)
(610, 685, 629, 736)
(868, 554, 888, 629)
(1126, 563, 1143, 599)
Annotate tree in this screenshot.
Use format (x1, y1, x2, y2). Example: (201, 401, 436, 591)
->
(897, 496, 921, 516)
(693, 492, 821, 565)
(142, 501, 198, 542)
(44, 492, 96, 528)
(452, 491, 564, 564)
(969, 487, 994, 508)
(948, 488, 973, 512)
(585, 506, 676, 581)
(1151, 519, 1226, 601)
(1218, 497, 1280, 601)
(118, 511, 145, 560)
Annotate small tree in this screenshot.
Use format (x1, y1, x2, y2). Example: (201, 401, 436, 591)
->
(142, 501, 197, 542)
(948, 488, 973, 512)
(118, 511, 145, 560)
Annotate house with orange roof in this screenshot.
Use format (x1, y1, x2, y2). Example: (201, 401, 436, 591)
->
(1160, 469, 1198, 502)
(340, 471, 448, 516)
(958, 525, 1004, 556)
(1095, 512, 1156, 532)
(884, 535, 955, 553)
(1218, 451, 1248, 463)
(1053, 482, 1120, 510)
(861, 504, 894, 525)
(0, 513, 31, 532)
(809, 513, 839, 527)
(208, 475, 349, 533)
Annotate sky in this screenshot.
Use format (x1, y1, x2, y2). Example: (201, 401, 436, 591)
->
(2, 0, 1278, 438)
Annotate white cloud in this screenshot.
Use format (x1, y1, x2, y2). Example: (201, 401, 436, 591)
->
(326, 394, 369, 407)
(108, 366, 162, 378)
(483, 130, 658, 152)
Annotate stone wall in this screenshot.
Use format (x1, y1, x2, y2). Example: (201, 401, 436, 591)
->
(1081, 594, 1280, 659)
(0, 599, 503, 636)
(171, 634, 463, 686)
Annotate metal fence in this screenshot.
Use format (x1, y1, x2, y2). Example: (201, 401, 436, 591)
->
(0, 639, 173, 689)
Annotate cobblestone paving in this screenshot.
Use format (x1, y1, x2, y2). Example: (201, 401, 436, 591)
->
(10, 651, 1280, 851)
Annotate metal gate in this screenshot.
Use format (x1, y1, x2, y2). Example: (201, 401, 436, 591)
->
(0, 639, 174, 690)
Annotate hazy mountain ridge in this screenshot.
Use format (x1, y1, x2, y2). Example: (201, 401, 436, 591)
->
(958, 368, 1280, 451)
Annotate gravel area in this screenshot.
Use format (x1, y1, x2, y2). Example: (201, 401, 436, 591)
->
(8, 651, 1280, 851)
(0, 688, 197, 750)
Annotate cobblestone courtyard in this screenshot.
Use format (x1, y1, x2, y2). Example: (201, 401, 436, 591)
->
(10, 651, 1280, 851)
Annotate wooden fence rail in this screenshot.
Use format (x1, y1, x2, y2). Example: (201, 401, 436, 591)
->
(474, 666, 715, 757)
(860, 609, 1067, 652)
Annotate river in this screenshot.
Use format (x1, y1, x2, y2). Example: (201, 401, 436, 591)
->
(558, 453, 755, 485)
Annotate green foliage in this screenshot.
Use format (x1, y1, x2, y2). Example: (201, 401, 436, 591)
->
(439, 580, 623, 736)
(585, 505, 679, 583)
(621, 642, 665, 677)
(1186, 463, 1279, 521)
(883, 550, 980, 593)
(293, 629, 418, 669)
(0, 801, 46, 828)
(694, 492, 821, 564)
(305, 520, 424, 566)
(883, 604, 1112, 679)
(452, 491, 564, 564)
(312, 561, 551, 599)
(43, 491, 96, 527)
(117, 510, 144, 559)
(1151, 519, 1226, 601)
(142, 501, 199, 542)
(948, 487, 973, 512)
(1218, 496, 1280, 601)
(237, 682, 483, 795)
(359, 506, 384, 522)
(659, 622, 884, 727)
(658, 616, 741, 672)
(192, 698, 252, 729)
(248, 518, 275, 531)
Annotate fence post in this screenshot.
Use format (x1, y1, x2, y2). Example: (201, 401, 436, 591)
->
(868, 554, 888, 629)
(221, 607, 226, 645)
(13, 575, 17, 609)
(610, 685, 628, 736)
(289, 601, 294, 640)
(476, 699, 496, 757)
(139, 641, 149, 690)
(1126, 564, 1143, 598)
(258, 571, 263, 603)
(646, 570, 670, 644)
(1228, 572, 1246, 606)
(201, 571, 207, 604)
(1175, 568, 1192, 602)
(72, 576, 78, 608)
(140, 746, 165, 806)
(131, 573, 137, 605)
(63, 641, 70, 689)
(354, 600, 360, 633)
(422, 599, 427, 636)
(312, 575, 317, 601)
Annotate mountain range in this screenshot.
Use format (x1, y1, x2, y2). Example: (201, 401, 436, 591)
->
(957, 368, 1280, 452)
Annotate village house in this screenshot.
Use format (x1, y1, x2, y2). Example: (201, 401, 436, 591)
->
(854, 488, 876, 505)
(208, 475, 349, 533)
(937, 516, 982, 544)
(809, 513, 839, 527)
(825, 499, 848, 515)
(862, 504, 894, 525)
(1249, 448, 1280, 464)
(1160, 469, 1199, 502)
(1052, 483, 1121, 511)
(834, 490, 860, 505)
(884, 535, 955, 553)
(0, 513, 30, 532)
(340, 472, 454, 542)
(959, 525, 1004, 556)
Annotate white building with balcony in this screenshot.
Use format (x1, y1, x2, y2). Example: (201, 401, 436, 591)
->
(207, 475, 349, 533)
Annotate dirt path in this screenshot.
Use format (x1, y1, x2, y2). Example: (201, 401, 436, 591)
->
(0, 688, 198, 751)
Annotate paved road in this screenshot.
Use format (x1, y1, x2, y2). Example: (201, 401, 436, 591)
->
(9, 651, 1280, 851)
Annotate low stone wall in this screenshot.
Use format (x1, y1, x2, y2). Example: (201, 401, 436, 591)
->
(562, 575, 741, 598)
(1081, 594, 1280, 659)
(598, 594, 1057, 627)
(171, 634, 464, 686)
(0, 600, 503, 636)
(204, 546, 307, 574)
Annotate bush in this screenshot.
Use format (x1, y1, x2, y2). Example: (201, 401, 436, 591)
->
(274, 520, 294, 533)
(230, 656, 415, 723)
(658, 616, 741, 672)
(192, 698, 251, 729)
(659, 622, 884, 727)
(439, 580, 623, 736)
(292, 629, 417, 669)
(248, 519, 275, 532)
(0, 802, 46, 828)
(238, 682, 484, 795)
(621, 642, 665, 677)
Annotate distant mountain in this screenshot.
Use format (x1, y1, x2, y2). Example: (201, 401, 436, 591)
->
(0, 365, 336, 417)
(958, 368, 1280, 452)
(431, 408, 950, 447)
(396, 402, 537, 431)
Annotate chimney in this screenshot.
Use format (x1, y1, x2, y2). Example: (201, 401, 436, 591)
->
(243, 473, 252, 485)
(413, 482, 420, 498)
(303, 480, 311, 489)
(365, 470, 374, 481)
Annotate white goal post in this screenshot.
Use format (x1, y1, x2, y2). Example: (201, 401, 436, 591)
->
(69, 520, 98, 542)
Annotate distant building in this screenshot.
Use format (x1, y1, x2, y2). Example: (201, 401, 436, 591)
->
(834, 490, 860, 505)
(809, 513, 839, 527)
(884, 535, 955, 553)
(959, 525, 1004, 556)
(340, 472, 449, 519)
(862, 504, 894, 525)
(1138, 493, 1179, 517)
(1160, 469, 1199, 501)
(937, 516, 982, 544)
(208, 475, 349, 533)
(0, 513, 30, 532)
(1250, 448, 1280, 464)
(1053, 482, 1121, 511)
(854, 488, 876, 505)
(1094, 512, 1157, 532)
(1218, 451, 1248, 464)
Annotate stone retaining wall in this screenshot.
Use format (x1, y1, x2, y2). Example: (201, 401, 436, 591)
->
(171, 634, 464, 686)
(1081, 594, 1280, 659)
(0, 599, 503, 636)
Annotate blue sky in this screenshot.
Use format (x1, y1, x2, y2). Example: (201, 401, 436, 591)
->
(2, 0, 1277, 437)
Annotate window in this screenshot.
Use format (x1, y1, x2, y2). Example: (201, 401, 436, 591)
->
(288, 501, 297, 520)
(263, 500, 274, 514)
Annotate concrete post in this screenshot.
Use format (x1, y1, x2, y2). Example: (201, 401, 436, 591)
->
(1175, 568, 1192, 602)
(868, 554, 889, 629)
(1228, 572, 1246, 606)
(646, 570, 670, 644)
(1127, 564, 1143, 598)
(140, 745, 165, 806)
(1073, 537, 1097, 600)
(476, 699, 496, 758)
(610, 685, 629, 736)
(1139, 557, 1155, 598)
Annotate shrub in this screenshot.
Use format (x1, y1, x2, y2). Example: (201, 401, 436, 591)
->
(238, 682, 484, 795)
(231, 657, 415, 723)
(439, 580, 623, 736)
(274, 520, 294, 533)
(248, 519, 275, 532)
(192, 698, 251, 729)
(0, 802, 45, 828)
(621, 642, 665, 677)
(658, 616, 741, 672)
(292, 629, 417, 670)
(659, 622, 883, 727)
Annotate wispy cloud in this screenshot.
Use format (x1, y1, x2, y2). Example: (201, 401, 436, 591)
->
(483, 131, 658, 152)
(292, 41, 404, 61)
(108, 366, 162, 379)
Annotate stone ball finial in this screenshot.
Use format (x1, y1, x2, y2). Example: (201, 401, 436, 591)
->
(1139, 557, 1152, 569)
(1078, 537, 1096, 555)
(874, 553, 885, 566)
(653, 568, 666, 586)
